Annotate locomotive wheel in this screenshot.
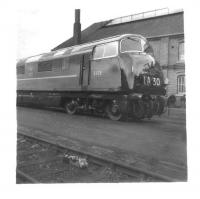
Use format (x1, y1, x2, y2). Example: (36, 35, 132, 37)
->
(64, 100, 77, 115)
(132, 100, 144, 120)
(106, 101, 122, 121)
(157, 97, 165, 115)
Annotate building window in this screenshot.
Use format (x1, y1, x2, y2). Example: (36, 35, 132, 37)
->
(178, 42, 184, 62)
(177, 75, 185, 93)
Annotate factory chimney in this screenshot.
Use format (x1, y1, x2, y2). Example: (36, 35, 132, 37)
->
(73, 9, 81, 45)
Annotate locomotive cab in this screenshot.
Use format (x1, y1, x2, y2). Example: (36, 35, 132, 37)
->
(118, 36, 166, 119)
(119, 36, 165, 93)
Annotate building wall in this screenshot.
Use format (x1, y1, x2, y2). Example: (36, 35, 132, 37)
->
(165, 68, 185, 95)
(149, 35, 185, 100)
(159, 37, 169, 66)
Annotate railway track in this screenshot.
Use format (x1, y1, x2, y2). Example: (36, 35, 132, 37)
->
(16, 169, 40, 183)
(17, 132, 174, 183)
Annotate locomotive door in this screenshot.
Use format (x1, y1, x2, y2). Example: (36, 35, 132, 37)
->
(80, 53, 91, 89)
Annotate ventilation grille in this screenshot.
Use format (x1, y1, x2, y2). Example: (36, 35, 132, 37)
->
(17, 65, 25, 74)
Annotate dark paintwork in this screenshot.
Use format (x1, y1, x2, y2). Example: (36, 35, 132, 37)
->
(119, 52, 165, 95)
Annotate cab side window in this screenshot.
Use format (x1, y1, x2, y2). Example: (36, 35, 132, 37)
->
(93, 45, 104, 59)
(93, 41, 118, 60)
(103, 42, 118, 57)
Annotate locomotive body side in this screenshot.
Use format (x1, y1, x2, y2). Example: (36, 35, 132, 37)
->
(88, 41, 122, 91)
(17, 55, 83, 91)
(17, 41, 123, 92)
(17, 34, 167, 120)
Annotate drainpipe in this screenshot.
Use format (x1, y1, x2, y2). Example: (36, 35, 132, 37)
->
(166, 37, 170, 95)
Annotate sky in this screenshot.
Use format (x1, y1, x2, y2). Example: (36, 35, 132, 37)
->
(16, 0, 186, 59)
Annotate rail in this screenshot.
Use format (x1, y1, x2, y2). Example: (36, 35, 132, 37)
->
(16, 169, 39, 183)
(17, 131, 178, 182)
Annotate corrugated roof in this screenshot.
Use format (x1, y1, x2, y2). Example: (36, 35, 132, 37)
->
(52, 11, 184, 51)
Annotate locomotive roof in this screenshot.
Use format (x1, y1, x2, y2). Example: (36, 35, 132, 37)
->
(17, 34, 146, 66)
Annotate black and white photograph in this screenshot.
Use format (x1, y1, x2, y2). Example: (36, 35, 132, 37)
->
(1, 0, 200, 198)
(16, 6, 187, 183)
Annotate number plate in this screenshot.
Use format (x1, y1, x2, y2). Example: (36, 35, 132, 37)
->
(143, 76, 161, 86)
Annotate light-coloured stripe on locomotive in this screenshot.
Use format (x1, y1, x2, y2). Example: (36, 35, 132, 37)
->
(18, 74, 78, 81)
(26, 55, 43, 63)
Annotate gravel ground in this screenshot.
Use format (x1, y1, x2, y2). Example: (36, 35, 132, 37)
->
(17, 106, 187, 167)
(17, 106, 187, 181)
(17, 134, 147, 183)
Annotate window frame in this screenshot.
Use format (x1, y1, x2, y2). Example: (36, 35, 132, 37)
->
(92, 44, 105, 60)
(92, 41, 119, 60)
(120, 37, 144, 53)
(177, 75, 185, 94)
(178, 41, 184, 62)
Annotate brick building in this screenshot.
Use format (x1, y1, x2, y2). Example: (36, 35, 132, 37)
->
(53, 8, 185, 106)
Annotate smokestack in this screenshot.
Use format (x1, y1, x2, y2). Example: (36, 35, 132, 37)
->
(73, 9, 81, 45)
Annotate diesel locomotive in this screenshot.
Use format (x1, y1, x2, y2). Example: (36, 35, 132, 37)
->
(17, 34, 166, 121)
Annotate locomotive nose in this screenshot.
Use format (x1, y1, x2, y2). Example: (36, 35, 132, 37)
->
(128, 53, 157, 76)
(130, 94, 166, 119)
(127, 53, 166, 96)
(146, 54, 155, 66)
